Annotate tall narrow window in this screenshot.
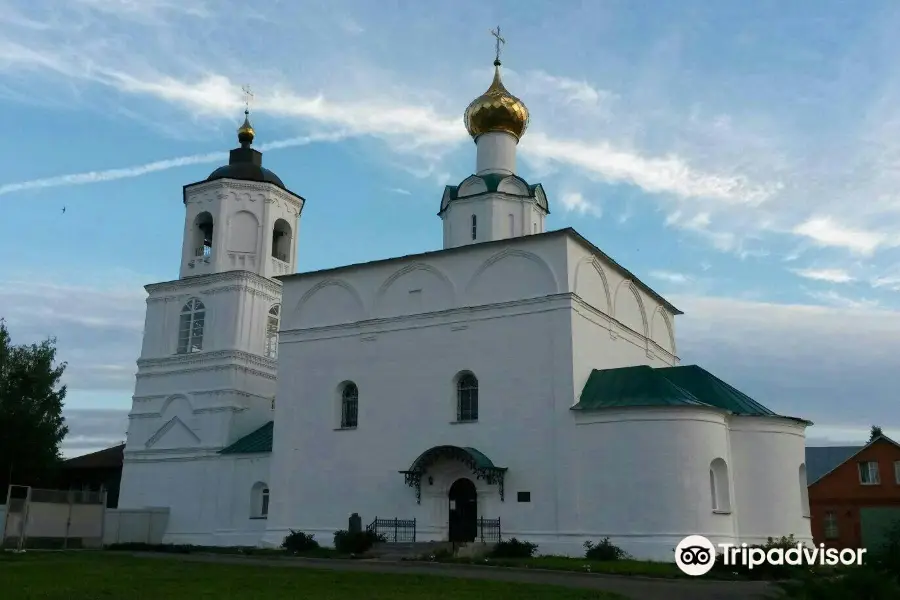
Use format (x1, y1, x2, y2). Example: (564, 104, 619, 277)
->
(799, 464, 810, 517)
(471, 214, 477, 240)
(177, 298, 205, 354)
(859, 461, 880, 485)
(341, 382, 358, 429)
(824, 511, 839, 539)
(251, 482, 268, 519)
(265, 304, 280, 359)
(456, 373, 479, 422)
(532, 222, 537, 234)
(709, 458, 731, 512)
(508, 214, 514, 237)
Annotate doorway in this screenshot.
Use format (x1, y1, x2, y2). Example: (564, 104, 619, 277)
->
(448, 478, 477, 542)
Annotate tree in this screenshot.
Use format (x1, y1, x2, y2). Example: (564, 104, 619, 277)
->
(0, 319, 69, 494)
(870, 425, 884, 443)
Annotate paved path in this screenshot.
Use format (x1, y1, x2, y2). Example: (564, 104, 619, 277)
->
(127, 552, 778, 600)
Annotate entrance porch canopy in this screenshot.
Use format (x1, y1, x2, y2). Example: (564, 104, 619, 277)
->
(399, 445, 507, 504)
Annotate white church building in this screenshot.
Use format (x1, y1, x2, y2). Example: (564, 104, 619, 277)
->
(117, 52, 813, 560)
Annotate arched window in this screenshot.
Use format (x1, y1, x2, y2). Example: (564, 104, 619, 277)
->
(456, 373, 478, 422)
(709, 458, 731, 513)
(265, 304, 280, 359)
(272, 218, 292, 262)
(340, 382, 358, 429)
(251, 482, 269, 518)
(177, 298, 205, 354)
(192, 211, 214, 258)
(471, 214, 477, 240)
(799, 464, 810, 517)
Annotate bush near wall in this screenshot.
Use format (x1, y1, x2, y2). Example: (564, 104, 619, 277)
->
(489, 538, 537, 559)
(281, 530, 319, 554)
(333, 530, 384, 555)
(583, 538, 629, 561)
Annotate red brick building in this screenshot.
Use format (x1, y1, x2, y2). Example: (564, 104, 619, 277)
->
(807, 435, 900, 550)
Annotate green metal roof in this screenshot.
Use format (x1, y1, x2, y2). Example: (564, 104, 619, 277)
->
(405, 445, 505, 473)
(572, 364, 780, 417)
(572, 365, 708, 410)
(219, 421, 274, 454)
(656, 365, 777, 416)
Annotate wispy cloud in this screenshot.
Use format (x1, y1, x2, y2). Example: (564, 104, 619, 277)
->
(387, 187, 411, 196)
(559, 191, 601, 217)
(649, 270, 691, 284)
(0, 133, 345, 195)
(806, 290, 880, 310)
(791, 267, 855, 283)
(792, 217, 888, 256)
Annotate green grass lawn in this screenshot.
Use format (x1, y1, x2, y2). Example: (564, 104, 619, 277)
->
(0, 552, 626, 600)
(431, 555, 694, 578)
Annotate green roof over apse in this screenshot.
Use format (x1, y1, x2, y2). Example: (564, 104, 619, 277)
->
(573, 364, 795, 420)
(572, 365, 708, 410)
(219, 421, 274, 454)
(656, 365, 777, 417)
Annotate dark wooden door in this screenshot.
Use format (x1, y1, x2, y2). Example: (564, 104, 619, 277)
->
(448, 478, 477, 542)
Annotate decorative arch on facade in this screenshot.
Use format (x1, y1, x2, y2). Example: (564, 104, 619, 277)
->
(373, 262, 458, 314)
(227, 210, 259, 254)
(709, 457, 731, 512)
(465, 248, 560, 297)
(612, 279, 649, 338)
(158, 393, 193, 418)
(572, 256, 612, 315)
(649, 305, 676, 355)
(293, 278, 367, 327)
(250, 481, 269, 518)
(399, 445, 507, 504)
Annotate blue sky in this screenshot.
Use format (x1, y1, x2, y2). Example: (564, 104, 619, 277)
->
(1, 0, 899, 454)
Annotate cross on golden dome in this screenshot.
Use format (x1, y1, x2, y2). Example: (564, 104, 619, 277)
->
(463, 27, 529, 141)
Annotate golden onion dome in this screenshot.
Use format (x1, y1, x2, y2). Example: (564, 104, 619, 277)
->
(237, 110, 255, 146)
(464, 59, 529, 141)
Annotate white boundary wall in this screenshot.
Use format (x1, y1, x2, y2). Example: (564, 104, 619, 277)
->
(103, 508, 170, 545)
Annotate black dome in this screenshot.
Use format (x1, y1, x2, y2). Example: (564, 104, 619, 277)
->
(207, 163, 285, 188)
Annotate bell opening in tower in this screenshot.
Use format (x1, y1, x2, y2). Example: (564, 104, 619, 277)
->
(271, 218, 293, 263)
(193, 212, 214, 258)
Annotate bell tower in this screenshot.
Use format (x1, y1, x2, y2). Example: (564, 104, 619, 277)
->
(179, 107, 305, 279)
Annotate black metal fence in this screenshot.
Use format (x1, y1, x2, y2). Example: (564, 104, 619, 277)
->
(366, 517, 417, 543)
(476, 517, 501, 543)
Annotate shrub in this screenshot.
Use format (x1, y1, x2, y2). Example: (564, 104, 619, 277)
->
(776, 566, 900, 599)
(583, 538, 629, 561)
(490, 538, 537, 559)
(333, 530, 384, 555)
(281, 530, 319, 554)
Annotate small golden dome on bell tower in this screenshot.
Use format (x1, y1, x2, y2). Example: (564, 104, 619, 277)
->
(237, 110, 255, 147)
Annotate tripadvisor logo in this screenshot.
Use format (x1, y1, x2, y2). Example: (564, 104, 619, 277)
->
(674, 535, 866, 576)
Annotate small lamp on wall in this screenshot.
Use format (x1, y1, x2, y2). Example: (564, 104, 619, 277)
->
(428, 476, 434, 486)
